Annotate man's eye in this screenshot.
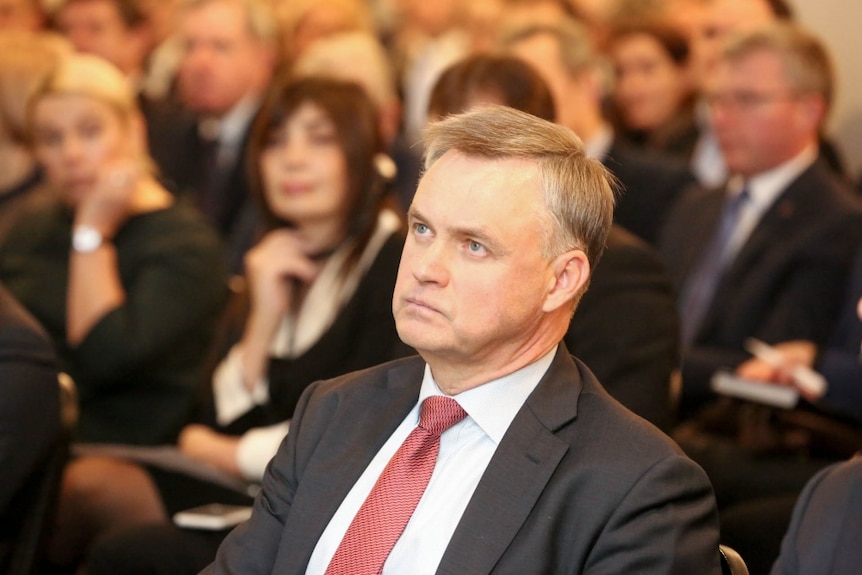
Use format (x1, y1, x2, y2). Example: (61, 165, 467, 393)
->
(467, 240, 486, 254)
(415, 223, 430, 235)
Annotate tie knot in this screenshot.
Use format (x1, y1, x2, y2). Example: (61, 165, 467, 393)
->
(419, 396, 467, 436)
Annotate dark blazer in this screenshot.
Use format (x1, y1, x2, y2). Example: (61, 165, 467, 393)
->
(770, 456, 862, 575)
(817, 249, 862, 424)
(566, 225, 679, 431)
(204, 346, 721, 575)
(603, 136, 695, 246)
(147, 105, 261, 274)
(0, 284, 61, 564)
(659, 161, 862, 413)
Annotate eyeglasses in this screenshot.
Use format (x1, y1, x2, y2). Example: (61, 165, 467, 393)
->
(704, 91, 800, 112)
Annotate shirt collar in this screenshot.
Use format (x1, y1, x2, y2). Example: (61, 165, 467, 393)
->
(727, 144, 817, 208)
(198, 93, 260, 147)
(417, 347, 557, 444)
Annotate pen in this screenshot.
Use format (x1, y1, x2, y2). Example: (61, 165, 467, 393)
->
(744, 338, 828, 398)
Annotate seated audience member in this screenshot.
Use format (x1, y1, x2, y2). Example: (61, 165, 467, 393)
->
(0, 283, 62, 571)
(502, 17, 694, 245)
(428, 53, 679, 431)
(164, 0, 279, 272)
(50, 0, 200, 190)
(770, 455, 862, 575)
(702, 250, 862, 574)
(0, 31, 69, 241)
(606, 18, 699, 161)
(671, 0, 846, 187)
(737, 251, 862, 425)
(658, 22, 862, 418)
(66, 76, 413, 575)
(0, 53, 228, 446)
(203, 105, 721, 574)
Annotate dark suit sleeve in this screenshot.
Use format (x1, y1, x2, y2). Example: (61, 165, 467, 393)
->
(584, 454, 721, 575)
(0, 287, 61, 517)
(770, 458, 862, 575)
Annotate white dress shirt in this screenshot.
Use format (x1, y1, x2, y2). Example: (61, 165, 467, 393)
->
(305, 348, 557, 575)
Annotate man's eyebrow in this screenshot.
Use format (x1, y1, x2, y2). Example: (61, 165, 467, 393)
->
(408, 207, 508, 254)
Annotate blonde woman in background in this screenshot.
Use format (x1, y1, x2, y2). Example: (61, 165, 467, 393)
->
(0, 53, 228, 447)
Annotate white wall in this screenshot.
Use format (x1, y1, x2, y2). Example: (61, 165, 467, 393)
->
(793, 0, 862, 179)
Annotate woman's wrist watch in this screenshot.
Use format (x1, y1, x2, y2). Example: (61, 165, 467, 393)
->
(71, 225, 106, 253)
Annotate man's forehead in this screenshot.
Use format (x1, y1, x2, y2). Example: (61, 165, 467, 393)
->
(714, 49, 787, 85)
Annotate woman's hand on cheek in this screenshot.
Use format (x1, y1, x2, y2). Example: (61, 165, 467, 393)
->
(74, 161, 140, 239)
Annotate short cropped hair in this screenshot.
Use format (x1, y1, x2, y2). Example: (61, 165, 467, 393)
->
(721, 22, 834, 114)
(179, 0, 276, 44)
(428, 54, 556, 122)
(423, 105, 614, 267)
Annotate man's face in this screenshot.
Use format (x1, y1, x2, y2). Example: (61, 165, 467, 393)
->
(55, 0, 140, 74)
(706, 49, 818, 177)
(393, 151, 561, 374)
(177, 0, 271, 116)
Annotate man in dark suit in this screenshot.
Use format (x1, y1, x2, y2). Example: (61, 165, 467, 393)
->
(163, 0, 277, 272)
(0, 283, 61, 570)
(203, 106, 720, 574)
(502, 18, 694, 246)
(658, 22, 862, 417)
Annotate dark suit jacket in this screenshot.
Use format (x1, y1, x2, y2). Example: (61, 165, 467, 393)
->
(204, 346, 720, 574)
(817, 249, 862, 424)
(147, 102, 261, 274)
(603, 137, 695, 246)
(659, 161, 862, 414)
(770, 456, 862, 575)
(0, 284, 61, 565)
(566, 225, 679, 432)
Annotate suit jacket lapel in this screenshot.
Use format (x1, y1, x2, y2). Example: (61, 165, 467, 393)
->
(701, 165, 816, 333)
(274, 359, 425, 574)
(436, 345, 581, 575)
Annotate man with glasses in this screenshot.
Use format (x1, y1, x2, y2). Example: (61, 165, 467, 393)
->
(659, 22, 862, 420)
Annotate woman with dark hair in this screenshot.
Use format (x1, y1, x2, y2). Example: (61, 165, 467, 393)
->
(50, 75, 413, 574)
(607, 19, 699, 160)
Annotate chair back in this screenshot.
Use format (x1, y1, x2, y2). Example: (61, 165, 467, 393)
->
(720, 544, 750, 575)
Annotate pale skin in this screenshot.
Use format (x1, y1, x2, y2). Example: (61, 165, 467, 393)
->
(736, 296, 862, 402)
(180, 102, 350, 476)
(31, 93, 171, 347)
(392, 150, 590, 395)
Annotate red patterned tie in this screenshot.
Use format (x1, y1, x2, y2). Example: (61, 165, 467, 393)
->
(324, 396, 467, 575)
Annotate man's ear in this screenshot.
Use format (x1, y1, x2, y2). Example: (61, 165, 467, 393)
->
(543, 249, 590, 313)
